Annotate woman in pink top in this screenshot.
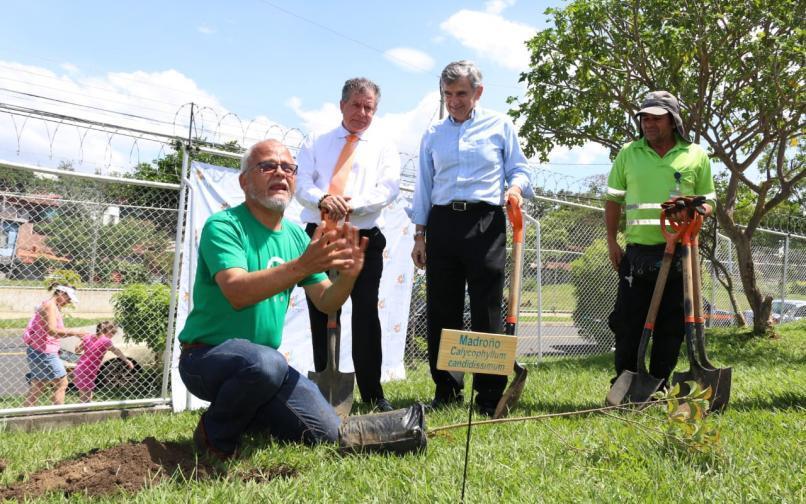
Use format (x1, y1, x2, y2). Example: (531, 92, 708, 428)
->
(22, 283, 89, 407)
(73, 321, 133, 402)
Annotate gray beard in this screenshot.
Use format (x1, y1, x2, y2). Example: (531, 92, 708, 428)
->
(255, 194, 289, 212)
(246, 181, 292, 212)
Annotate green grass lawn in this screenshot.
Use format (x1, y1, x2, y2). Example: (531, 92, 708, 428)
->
(1, 322, 804, 502)
(522, 283, 577, 313)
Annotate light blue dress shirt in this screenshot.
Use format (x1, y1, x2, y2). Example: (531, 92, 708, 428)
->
(411, 107, 534, 226)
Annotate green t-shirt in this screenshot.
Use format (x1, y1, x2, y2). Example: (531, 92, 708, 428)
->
(606, 137, 716, 245)
(178, 203, 327, 348)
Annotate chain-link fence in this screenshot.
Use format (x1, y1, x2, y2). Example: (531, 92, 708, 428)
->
(403, 195, 806, 372)
(2, 158, 803, 418)
(0, 162, 178, 413)
(404, 197, 616, 369)
(703, 227, 806, 327)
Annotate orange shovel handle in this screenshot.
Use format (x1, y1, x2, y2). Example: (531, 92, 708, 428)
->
(506, 195, 523, 244)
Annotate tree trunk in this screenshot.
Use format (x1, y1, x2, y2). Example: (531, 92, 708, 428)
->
(733, 229, 773, 334)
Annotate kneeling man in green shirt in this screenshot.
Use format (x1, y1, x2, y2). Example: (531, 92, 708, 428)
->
(178, 139, 367, 460)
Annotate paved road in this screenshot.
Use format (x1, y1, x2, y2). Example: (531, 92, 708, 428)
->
(0, 331, 31, 397)
(0, 328, 90, 398)
(515, 322, 610, 356)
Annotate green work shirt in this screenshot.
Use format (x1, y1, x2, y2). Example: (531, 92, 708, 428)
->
(606, 137, 716, 245)
(178, 203, 327, 348)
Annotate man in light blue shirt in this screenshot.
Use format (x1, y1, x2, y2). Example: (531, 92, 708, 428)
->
(410, 60, 533, 415)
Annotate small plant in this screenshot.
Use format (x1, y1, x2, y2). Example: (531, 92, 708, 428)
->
(653, 381, 721, 454)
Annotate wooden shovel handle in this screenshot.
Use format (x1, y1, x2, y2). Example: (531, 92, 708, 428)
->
(506, 195, 524, 325)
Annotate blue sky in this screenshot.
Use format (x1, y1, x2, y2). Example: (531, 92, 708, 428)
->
(0, 0, 610, 184)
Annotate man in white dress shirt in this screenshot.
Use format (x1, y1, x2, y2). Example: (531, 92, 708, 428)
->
(296, 77, 401, 412)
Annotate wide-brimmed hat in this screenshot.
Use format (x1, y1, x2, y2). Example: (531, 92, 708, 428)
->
(635, 90, 690, 142)
(54, 285, 79, 304)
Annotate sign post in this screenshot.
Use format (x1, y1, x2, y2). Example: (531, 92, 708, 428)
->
(436, 329, 517, 502)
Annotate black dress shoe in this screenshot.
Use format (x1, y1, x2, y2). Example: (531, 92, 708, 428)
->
(475, 402, 497, 417)
(474, 394, 502, 417)
(425, 393, 464, 412)
(373, 398, 394, 412)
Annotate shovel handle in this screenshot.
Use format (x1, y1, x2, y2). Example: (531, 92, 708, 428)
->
(505, 195, 524, 324)
(689, 215, 716, 369)
(660, 210, 689, 254)
(636, 210, 682, 374)
(320, 209, 346, 370)
(680, 214, 702, 368)
(506, 195, 524, 244)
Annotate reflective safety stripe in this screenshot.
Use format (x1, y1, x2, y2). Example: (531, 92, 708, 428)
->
(626, 203, 662, 210)
(701, 192, 716, 201)
(628, 219, 662, 226)
(607, 187, 626, 196)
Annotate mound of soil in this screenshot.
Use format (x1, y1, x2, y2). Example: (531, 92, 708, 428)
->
(0, 437, 216, 500)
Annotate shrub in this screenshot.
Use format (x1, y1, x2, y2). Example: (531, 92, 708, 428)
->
(112, 283, 170, 359)
(571, 238, 617, 348)
(43, 268, 82, 288)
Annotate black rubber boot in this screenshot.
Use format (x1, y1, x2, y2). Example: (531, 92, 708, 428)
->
(338, 403, 427, 455)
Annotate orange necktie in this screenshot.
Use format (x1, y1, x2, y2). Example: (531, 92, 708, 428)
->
(328, 134, 359, 195)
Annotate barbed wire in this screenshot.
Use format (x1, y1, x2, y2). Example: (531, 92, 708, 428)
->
(5, 101, 800, 233)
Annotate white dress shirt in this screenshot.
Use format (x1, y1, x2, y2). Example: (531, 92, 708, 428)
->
(296, 124, 401, 229)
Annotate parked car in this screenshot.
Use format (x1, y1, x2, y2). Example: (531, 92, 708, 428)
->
(744, 299, 806, 325)
(702, 299, 740, 327)
(58, 330, 156, 391)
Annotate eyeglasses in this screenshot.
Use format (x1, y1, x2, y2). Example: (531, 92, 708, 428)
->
(254, 161, 298, 175)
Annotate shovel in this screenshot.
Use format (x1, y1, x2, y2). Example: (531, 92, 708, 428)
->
(493, 196, 528, 419)
(307, 213, 355, 418)
(606, 210, 683, 407)
(672, 208, 732, 413)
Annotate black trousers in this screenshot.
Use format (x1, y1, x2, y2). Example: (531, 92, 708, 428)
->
(304, 224, 386, 402)
(609, 244, 685, 384)
(425, 203, 507, 406)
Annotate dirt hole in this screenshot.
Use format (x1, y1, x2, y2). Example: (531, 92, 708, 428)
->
(0, 437, 302, 500)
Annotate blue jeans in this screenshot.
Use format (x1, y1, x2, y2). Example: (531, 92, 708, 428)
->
(178, 338, 340, 454)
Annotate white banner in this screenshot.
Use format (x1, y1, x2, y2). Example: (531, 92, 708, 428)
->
(171, 161, 415, 412)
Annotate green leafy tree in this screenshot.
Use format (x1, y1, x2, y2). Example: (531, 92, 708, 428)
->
(37, 215, 171, 284)
(511, 0, 804, 335)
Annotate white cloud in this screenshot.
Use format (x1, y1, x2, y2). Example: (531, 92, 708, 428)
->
(372, 91, 441, 155)
(0, 60, 284, 173)
(485, 0, 516, 15)
(383, 48, 435, 73)
(287, 91, 441, 157)
(440, 9, 536, 71)
(60, 63, 79, 74)
(286, 96, 342, 139)
(197, 24, 216, 35)
(548, 142, 610, 166)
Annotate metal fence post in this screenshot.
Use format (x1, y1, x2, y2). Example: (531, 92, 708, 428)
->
(89, 205, 100, 287)
(779, 234, 790, 317)
(537, 218, 543, 363)
(160, 145, 191, 400)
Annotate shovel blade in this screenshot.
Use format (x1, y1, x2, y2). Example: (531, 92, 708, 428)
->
(671, 366, 732, 413)
(493, 362, 528, 419)
(308, 368, 355, 419)
(606, 369, 664, 408)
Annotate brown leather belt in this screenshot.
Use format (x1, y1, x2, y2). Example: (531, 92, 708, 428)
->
(180, 342, 212, 352)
